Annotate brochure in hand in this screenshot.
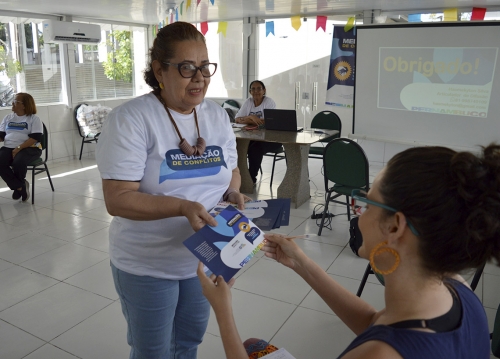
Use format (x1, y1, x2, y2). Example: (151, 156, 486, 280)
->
(183, 206, 266, 281)
(211, 198, 291, 231)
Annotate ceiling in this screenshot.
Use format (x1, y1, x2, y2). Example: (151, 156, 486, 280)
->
(2, 0, 500, 25)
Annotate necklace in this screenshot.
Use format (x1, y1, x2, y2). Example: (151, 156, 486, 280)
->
(156, 93, 206, 156)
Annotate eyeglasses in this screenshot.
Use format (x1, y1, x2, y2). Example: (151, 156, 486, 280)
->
(250, 87, 263, 92)
(351, 189, 420, 236)
(12, 100, 22, 105)
(162, 62, 217, 78)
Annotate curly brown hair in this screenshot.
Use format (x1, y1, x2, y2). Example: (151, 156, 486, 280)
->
(379, 144, 500, 275)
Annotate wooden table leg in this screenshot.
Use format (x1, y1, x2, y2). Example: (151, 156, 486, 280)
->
(277, 143, 311, 208)
(236, 138, 254, 194)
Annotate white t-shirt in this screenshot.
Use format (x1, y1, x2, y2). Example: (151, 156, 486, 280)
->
(96, 93, 237, 280)
(235, 96, 276, 119)
(0, 113, 43, 148)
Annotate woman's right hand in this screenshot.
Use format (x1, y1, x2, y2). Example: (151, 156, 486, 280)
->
(180, 200, 218, 231)
(262, 233, 306, 270)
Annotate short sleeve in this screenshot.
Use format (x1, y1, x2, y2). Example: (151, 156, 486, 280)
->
(0, 116, 7, 132)
(264, 97, 276, 109)
(30, 115, 43, 134)
(96, 107, 148, 181)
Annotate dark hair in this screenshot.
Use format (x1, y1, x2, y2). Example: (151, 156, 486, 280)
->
(144, 22, 206, 90)
(379, 144, 500, 275)
(15, 93, 37, 115)
(249, 80, 266, 95)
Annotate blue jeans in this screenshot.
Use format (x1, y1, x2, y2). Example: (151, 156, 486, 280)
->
(111, 262, 210, 359)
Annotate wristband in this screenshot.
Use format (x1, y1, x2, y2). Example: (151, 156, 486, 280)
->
(223, 187, 239, 201)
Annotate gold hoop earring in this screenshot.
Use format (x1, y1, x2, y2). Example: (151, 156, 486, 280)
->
(159, 82, 164, 90)
(369, 241, 400, 275)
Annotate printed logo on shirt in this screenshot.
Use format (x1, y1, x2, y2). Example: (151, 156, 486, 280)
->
(249, 110, 263, 119)
(159, 145, 228, 183)
(7, 122, 28, 130)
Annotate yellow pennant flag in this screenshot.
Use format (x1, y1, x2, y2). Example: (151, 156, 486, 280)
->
(187, 0, 191, 10)
(444, 8, 458, 21)
(217, 22, 228, 37)
(344, 17, 355, 32)
(291, 16, 301, 31)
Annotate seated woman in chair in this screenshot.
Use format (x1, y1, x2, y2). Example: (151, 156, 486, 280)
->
(235, 80, 282, 184)
(0, 93, 42, 202)
(198, 144, 499, 358)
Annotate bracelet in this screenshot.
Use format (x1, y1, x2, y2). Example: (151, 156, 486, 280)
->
(223, 187, 239, 201)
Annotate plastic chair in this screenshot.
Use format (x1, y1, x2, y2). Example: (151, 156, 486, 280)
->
(309, 111, 342, 160)
(318, 138, 369, 235)
(26, 123, 54, 204)
(74, 103, 100, 160)
(493, 302, 500, 357)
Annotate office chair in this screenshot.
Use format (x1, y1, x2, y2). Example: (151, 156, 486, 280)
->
(26, 122, 55, 204)
(318, 138, 369, 235)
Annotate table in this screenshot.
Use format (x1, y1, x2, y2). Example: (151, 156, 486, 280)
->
(234, 128, 338, 208)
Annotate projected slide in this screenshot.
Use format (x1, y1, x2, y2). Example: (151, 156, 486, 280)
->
(378, 47, 498, 117)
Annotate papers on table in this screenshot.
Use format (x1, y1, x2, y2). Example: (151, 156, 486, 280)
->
(231, 123, 247, 128)
(211, 199, 291, 231)
(183, 206, 266, 281)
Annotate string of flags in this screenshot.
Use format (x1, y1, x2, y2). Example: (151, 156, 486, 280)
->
(152, 2, 489, 38)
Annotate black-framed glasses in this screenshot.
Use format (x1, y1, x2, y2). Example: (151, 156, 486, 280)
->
(12, 100, 23, 105)
(351, 189, 420, 236)
(162, 62, 217, 78)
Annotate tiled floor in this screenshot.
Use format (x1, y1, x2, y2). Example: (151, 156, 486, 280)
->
(0, 155, 497, 358)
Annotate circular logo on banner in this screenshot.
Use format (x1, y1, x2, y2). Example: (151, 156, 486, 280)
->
(334, 61, 352, 81)
(238, 222, 251, 232)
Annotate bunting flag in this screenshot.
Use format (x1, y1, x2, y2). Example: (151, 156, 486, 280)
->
(266, 0, 274, 11)
(266, 21, 274, 36)
(153, 25, 157, 38)
(170, 11, 174, 23)
(471, 7, 486, 20)
(217, 22, 228, 36)
(408, 14, 421, 22)
(443, 8, 458, 21)
(187, 0, 191, 10)
(291, 16, 301, 31)
(316, 16, 327, 31)
(180, 1, 184, 15)
(344, 16, 355, 32)
(197, 0, 201, 5)
(210, 0, 214, 4)
(201, 21, 208, 35)
(176, 8, 179, 21)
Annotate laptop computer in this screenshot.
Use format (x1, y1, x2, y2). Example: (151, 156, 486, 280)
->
(264, 109, 303, 132)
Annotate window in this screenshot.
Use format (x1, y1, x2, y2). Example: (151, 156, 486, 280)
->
(74, 22, 148, 102)
(0, 17, 63, 105)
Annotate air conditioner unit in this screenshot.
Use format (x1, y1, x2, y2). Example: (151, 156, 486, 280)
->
(43, 21, 101, 44)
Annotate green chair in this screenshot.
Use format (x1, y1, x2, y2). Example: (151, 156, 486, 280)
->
(262, 146, 286, 187)
(26, 123, 54, 204)
(309, 111, 342, 160)
(318, 138, 369, 235)
(222, 99, 240, 123)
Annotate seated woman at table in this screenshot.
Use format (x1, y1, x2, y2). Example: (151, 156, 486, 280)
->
(198, 144, 499, 359)
(235, 80, 282, 184)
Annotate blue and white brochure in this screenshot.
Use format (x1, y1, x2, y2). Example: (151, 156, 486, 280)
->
(183, 206, 266, 281)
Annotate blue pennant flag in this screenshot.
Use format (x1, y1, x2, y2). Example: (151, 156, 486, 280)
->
(266, 21, 274, 37)
(210, 0, 214, 4)
(176, 8, 179, 21)
(408, 14, 421, 22)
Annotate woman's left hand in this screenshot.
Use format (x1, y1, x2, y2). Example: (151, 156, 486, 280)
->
(12, 147, 21, 158)
(197, 262, 236, 314)
(227, 191, 252, 210)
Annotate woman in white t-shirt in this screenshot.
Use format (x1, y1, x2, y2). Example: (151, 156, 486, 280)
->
(96, 22, 250, 359)
(235, 81, 282, 183)
(0, 93, 43, 202)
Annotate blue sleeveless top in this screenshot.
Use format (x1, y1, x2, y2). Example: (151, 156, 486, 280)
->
(337, 279, 490, 359)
